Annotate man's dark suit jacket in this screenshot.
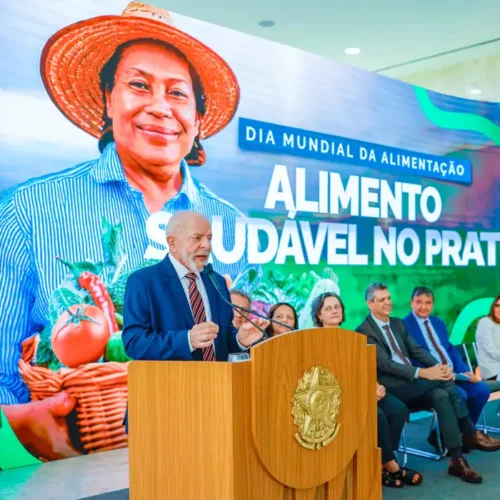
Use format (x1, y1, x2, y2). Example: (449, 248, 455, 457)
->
(403, 313, 469, 373)
(122, 254, 243, 362)
(121, 255, 244, 430)
(356, 315, 439, 390)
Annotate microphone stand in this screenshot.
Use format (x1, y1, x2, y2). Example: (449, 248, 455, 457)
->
(206, 271, 268, 347)
(205, 265, 295, 334)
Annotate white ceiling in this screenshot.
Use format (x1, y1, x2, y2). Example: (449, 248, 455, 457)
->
(155, 0, 500, 101)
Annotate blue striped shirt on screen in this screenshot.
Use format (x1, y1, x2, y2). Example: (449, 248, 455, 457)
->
(0, 142, 249, 404)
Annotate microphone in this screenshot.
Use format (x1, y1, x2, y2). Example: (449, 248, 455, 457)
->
(204, 264, 268, 342)
(205, 264, 294, 333)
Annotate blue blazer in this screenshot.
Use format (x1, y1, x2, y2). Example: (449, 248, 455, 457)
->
(403, 313, 469, 373)
(121, 256, 243, 431)
(122, 255, 243, 362)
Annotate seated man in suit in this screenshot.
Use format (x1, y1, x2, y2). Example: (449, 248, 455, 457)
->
(122, 210, 268, 363)
(404, 286, 490, 426)
(356, 282, 500, 485)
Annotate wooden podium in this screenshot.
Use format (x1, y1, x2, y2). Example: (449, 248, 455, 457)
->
(128, 328, 381, 500)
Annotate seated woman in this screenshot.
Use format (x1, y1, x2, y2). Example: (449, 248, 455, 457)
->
(311, 292, 423, 488)
(311, 292, 345, 328)
(265, 302, 298, 337)
(476, 294, 500, 381)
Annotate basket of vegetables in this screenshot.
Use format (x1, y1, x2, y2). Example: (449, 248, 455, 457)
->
(18, 218, 157, 454)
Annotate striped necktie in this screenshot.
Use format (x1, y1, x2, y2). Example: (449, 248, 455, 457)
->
(424, 320, 448, 365)
(186, 273, 216, 361)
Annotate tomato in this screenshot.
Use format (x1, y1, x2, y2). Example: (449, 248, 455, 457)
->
(51, 304, 111, 368)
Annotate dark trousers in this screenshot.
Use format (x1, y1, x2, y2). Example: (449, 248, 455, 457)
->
(456, 380, 491, 424)
(378, 393, 408, 463)
(387, 379, 471, 451)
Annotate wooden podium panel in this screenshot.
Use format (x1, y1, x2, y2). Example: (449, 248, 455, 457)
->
(128, 328, 381, 499)
(251, 328, 369, 488)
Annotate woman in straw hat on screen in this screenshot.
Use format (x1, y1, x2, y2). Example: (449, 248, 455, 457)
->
(41, 1, 239, 214)
(0, 2, 249, 458)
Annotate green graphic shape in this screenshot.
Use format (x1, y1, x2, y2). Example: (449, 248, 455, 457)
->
(415, 87, 500, 146)
(449, 297, 494, 345)
(0, 408, 42, 470)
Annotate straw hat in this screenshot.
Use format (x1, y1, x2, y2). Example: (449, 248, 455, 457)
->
(40, 2, 240, 150)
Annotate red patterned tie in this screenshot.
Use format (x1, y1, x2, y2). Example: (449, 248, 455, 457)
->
(424, 320, 448, 365)
(186, 273, 216, 361)
(382, 325, 410, 365)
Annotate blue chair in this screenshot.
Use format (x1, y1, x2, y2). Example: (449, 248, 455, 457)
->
(398, 402, 447, 466)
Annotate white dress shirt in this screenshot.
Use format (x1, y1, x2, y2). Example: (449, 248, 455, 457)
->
(168, 254, 247, 354)
(168, 253, 212, 353)
(168, 254, 212, 319)
(371, 315, 419, 378)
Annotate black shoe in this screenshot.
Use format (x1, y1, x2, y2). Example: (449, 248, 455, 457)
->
(448, 457, 483, 484)
(463, 430, 500, 452)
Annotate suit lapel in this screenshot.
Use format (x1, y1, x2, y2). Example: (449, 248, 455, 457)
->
(407, 313, 426, 348)
(429, 317, 444, 344)
(389, 319, 409, 357)
(159, 255, 194, 327)
(200, 270, 223, 358)
(365, 316, 392, 355)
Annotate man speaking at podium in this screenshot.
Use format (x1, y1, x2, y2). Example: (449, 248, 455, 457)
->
(122, 211, 268, 363)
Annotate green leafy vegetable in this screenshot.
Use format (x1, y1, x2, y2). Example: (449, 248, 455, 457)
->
(70, 261, 104, 277)
(321, 268, 337, 282)
(38, 219, 158, 370)
(230, 266, 262, 291)
(232, 266, 339, 315)
(56, 258, 105, 286)
(101, 217, 125, 280)
(36, 325, 63, 370)
(108, 259, 160, 314)
(48, 285, 87, 325)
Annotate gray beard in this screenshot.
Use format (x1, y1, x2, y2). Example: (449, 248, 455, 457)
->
(181, 249, 206, 272)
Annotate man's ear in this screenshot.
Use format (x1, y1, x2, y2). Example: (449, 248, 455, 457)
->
(166, 235, 175, 250)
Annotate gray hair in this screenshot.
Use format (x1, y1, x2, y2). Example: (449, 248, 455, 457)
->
(229, 289, 252, 304)
(165, 211, 210, 237)
(365, 282, 388, 301)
